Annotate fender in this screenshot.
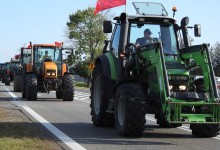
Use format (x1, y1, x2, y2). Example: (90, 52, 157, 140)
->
(95, 51, 118, 80)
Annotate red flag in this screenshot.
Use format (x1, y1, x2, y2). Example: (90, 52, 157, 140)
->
(55, 42, 62, 47)
(26, 44, 31, 48)
(94, 0, 126, 15)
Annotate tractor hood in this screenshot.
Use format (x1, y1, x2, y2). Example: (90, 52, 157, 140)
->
(43, 61, 57, 78)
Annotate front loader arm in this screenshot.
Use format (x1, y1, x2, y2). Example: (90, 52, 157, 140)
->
(180, 44, 219, 102)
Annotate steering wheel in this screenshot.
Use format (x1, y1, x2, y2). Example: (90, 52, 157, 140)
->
(125, 43, 140, 55)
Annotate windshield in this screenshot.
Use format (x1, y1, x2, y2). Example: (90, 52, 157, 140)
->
(132, 2, 168, 16)
(23, 49, 31, 64)
(34, 47, 62, 63)
(130, 23, 178, 55)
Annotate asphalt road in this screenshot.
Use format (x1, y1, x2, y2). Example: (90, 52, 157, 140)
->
(0, 82, 220, 150)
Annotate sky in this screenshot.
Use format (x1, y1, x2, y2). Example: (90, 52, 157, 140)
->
(0, 0, 220, 63)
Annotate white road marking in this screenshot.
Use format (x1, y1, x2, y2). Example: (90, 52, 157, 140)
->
(2, 84, 87, 150)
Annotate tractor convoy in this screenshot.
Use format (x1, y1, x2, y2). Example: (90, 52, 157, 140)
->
(1, 42, 75, 101)
(90, 2, 220, 137)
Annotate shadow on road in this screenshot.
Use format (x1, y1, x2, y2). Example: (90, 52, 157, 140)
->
(39, 122, 198, 146)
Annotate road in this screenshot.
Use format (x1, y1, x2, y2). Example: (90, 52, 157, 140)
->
(0, 82, 220, 150)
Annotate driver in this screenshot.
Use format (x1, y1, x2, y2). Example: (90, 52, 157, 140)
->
(40, 50, 50, 61)
(136, 29, 153, 46)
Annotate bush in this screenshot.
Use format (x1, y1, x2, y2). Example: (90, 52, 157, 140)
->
(75, 82, 88, 88)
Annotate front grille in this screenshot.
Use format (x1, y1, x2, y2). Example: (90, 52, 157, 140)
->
(169, 75, 189, 85)
(47, 70, 56, 73)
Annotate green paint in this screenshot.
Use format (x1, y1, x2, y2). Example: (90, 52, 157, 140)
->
(105, 52, 118, 80)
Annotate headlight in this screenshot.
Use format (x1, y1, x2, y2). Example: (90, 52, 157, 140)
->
(169, 85, 173, 90)
(47, 73, 51, 76)
(52, 73, 56, 76)
(179, 85, 186, 91)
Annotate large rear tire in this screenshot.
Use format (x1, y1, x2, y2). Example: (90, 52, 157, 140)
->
(63, 74, 74, 101)
(26, 74, 37, 101)
(90, 64, 115, 127)
(14, 74, 22, 92)
(115, 83, 146, 137)
(190, 124, 220, 137)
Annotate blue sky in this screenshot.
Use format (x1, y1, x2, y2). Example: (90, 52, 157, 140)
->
(0, 0, 219, 63)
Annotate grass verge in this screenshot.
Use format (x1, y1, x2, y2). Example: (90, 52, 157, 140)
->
(0, 108, 62, 150)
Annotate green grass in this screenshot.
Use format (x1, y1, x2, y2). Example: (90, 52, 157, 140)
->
(0, 109, 62, 150)
(75, 82, 88, 88)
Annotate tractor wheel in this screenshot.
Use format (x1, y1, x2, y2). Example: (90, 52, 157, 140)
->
(56, 90, 63, 99)
(5, 75, 10, 86)
(2, 73, 5, 83)
(190, 124, 220, 137)
(26, 74, 37, 101)
(63, 74, 74, 101)
(115, 83, 146, 137)
(90, 64, 115, 127)
(156, 114, 182, 128)
(14, 74, 22, 92)
(22, 74, 26, 98)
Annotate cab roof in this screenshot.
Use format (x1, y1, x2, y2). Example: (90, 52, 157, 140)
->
(33, 44, 57, 47)
(113, 15, 176, 24)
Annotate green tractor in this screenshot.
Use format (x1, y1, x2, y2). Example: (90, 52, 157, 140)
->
(14, 48, 31, 92)
(90, 2, 220, 137)
(1, 62, 11, 85)
(10, 59, 20, 82)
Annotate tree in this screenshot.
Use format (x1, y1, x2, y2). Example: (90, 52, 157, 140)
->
(66, 7, 109, 86)
(210, 42, 220, 76)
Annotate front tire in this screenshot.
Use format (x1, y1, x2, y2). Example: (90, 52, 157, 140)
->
(14, 74, 22, 92)
(22, 74, 26, 98)
(5, 74, 10, 86)
(26, 74, 37, 101)
(90, 64, 115, 127)
(63, 74, 74, 101)
(1, 73, 5, 83)
(56, 90, 63, 99)
(115, 83, 146, 137)
(156, 114, 182, 128)
(190, 124, 220, 137)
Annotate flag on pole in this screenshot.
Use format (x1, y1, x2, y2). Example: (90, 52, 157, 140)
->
(26, 43, 31, 48)
(55, 41, 63, 47)
(94, 0, 126, 15)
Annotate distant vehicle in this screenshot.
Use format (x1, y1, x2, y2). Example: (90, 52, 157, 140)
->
(21, 42, 75, 101)
(0, 62, 11, 85)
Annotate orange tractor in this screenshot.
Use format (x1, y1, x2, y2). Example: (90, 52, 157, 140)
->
(21, 42, 75, 101)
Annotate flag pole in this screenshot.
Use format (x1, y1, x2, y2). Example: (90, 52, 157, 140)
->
(125, 0, 127, 13)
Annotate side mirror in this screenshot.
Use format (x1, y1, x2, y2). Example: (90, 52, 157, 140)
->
(103, 20, 112, 33)
(194, 24, 201, 37)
